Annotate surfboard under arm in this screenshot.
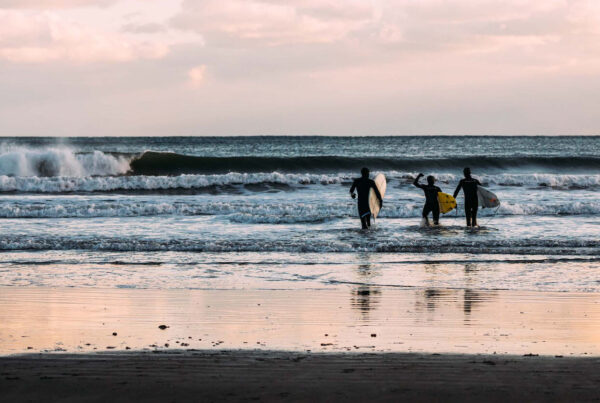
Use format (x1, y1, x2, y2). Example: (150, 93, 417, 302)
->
(437, 192, 457, 214)
(477, 187, 500, 208)
(369, 174, 386, 219)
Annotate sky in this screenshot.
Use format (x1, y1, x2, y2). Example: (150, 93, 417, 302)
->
(1, 0, 600, 136)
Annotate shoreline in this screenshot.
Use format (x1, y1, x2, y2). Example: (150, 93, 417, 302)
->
(2, 350, 599, 402)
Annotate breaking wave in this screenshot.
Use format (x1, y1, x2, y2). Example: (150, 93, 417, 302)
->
(0, 147, 130, 177)
(6, 147, 598, 179)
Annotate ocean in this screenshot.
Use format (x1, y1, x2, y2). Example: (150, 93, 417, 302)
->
(0, 136, 599, 293)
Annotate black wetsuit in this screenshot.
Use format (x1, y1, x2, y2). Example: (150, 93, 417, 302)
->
(350, 177, 382, 229)
(453, 177, 481, 226)
(413, 178, 442, 224)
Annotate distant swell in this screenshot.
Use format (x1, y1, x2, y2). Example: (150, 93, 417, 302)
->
(130, 152, 600, 175)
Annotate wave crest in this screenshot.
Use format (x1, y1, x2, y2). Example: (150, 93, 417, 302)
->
(129, 152, 600, 175)
(0, 147, 130, 177)
(2, 146, 600, 181)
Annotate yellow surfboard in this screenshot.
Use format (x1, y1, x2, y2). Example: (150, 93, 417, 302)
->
(437, 192, 457, 214)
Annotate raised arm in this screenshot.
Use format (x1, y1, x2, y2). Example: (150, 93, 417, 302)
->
(453, 179, 463, 198)
(413, 173, 425, 189)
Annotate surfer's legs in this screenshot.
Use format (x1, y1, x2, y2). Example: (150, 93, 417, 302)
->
(432, 206, 440, 225)
(471, 203, 478, 227)
(423, 204, 439, 225)
(464, 200, 478, 227)
(359, 211, 371, 229)
(360, 215, 370, 229)
(422, 206, 431, 226)
(465, 203, 473, 227)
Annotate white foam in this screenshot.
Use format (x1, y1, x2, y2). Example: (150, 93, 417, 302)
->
(3, 171, 600, 193)
(1, 199, 599, 220)
(402, 172, 600, 188)
(0, 172, 355, 193)
(0, 147, 130, 177)
(0, 235, 596, 254)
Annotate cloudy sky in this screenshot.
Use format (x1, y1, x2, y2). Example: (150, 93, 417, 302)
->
(1, 0, 600, 136)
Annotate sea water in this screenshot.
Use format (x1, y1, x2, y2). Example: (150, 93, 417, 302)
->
(0, 136, 599, 292)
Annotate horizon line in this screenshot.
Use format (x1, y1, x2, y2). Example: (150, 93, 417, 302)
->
(0, 134, 599, 138)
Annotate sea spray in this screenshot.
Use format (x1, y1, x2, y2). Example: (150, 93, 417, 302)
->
(0, 147, 129, 177)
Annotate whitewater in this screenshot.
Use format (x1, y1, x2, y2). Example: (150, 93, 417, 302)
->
(0, 136, 599, 292)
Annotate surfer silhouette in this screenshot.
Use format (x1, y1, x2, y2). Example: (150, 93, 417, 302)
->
(413, 173, 442, 226)
(350, 167, 382, 229)
(453, 167, 482, 227)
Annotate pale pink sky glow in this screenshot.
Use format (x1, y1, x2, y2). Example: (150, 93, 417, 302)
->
(188, 64, 206, 87)
(1, 0, 600, 135)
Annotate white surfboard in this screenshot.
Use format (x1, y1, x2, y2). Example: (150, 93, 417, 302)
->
(477, 186, 500, 208)
(369, 174, 386, 219)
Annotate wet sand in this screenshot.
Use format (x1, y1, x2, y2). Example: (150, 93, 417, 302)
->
(2, 286, 600, 401)
(2, 350, 600, 402)
(1, 287, 599, 356)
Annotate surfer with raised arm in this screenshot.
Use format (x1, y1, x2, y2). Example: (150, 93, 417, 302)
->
(350, 167, 382, 230)
(413, 173, 443, 226)
(453, 167, 482, 228)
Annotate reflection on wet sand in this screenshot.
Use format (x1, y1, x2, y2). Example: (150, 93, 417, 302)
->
(1, 286, 599, 356)
(463, 289, 495, 317)
(423, 288, 454, 312)
(417, 263, 460, 315)
(415, 288, 496, 317)
(351, 286, 382, 318)
(463, 263, 497, 321)
(413, 262, 498, 325)
(350, 257, 382, 320)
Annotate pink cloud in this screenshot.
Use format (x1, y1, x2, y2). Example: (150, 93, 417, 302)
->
(0, 10, 169, 63)
(188, 64, 207, 87)
(171, 0, 376, 46)
(0, 0, 116, 8)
